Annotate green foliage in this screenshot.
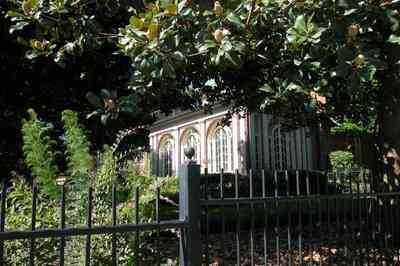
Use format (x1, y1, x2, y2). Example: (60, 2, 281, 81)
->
(61, 110, 94, 186)
(329, 150, 356, 172)
(329, 150, 368, 190)
(6, 0, 400, 174)
(4, 159, 179, 265)
(95, 146, 118, 195)
(330, 119, 367, 136)
(4, 178, 59, 265)
(21, 109, 59, 197)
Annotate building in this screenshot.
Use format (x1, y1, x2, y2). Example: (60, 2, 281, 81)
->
(148, 106, 322, 176)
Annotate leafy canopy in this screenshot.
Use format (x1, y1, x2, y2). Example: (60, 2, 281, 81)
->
(6, 0, 400, 151)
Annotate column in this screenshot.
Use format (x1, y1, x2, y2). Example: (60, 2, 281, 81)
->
(175, 128, 180, 176)
(200, 120, 207, 172)
(232, 114, 239, 171)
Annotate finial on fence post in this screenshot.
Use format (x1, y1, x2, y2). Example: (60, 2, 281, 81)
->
(184, 147, 196, 164)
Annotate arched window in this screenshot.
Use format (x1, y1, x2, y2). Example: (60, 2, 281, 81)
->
(181, 129, 200, 163)
(272, 125, 287, 170)
(159, 137, 174, 176)
(208, 126, 233, 173)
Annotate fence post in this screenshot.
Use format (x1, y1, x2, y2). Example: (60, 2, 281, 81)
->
(179, 159, 201, 266)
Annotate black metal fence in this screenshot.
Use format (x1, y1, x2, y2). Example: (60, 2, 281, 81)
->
(200, 168, 400, 265)
(0, 181, 186, 266)
(1, 164, 400, 266)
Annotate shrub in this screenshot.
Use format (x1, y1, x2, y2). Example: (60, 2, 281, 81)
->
(329, 150, 367, 191)
(61, 110, 94, 187)
(4, 178, 59, 265)
(329, 150, 356, 172)
(21, 109, 59, 197)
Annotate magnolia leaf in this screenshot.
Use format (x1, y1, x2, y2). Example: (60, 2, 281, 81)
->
(221, 40, 233, 52)
(6, 10, 23, 18)
(226, 13, 245, 29)
(9, 21, 29, 34)
(224, 51, 239, 67)
(165, 4, 177, 16)
(171, 51, 185, 62)
(294, 59, 302, 66)
(129, 16, 144, 29)
(205, 79, 217, 88)
(388, 34, 400, 44)
(294, 15, 307, 35)
(259, 84, 273, 93)
(286, 83, 303, 92)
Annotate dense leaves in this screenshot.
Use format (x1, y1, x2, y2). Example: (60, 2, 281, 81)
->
(61, 110, 94, 186)
(4, 0, 400, 173)
(21, 109, 59, 196)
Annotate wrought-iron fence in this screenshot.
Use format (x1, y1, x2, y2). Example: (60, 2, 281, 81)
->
(200, 168, 400, 265)
(1, 164, 400, 266)
(0, 181, 186, 266)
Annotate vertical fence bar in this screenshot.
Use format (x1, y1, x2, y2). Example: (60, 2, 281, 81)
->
(179, 162, 201, 266)
(60, 184, 66, 266)
(356, 172, 362, 264)
(85, 187, 93, 266)
(0, 179, 7, 265)
(262, 169, 268, 266)
(306, 171, 312, 266)
(383, 184, 389, 265)
(235, 169, 240, 266)
(340, 171, 349, 260)
(274, 171, 280, 266)
(250, 169, 255, 266)
(326, 171, 331, 253)
(30, 182, 37, 266)
(371, 174, 377, 265)
(111, 184, 117, 266)
(285, 170, 292, 266)
(316, 171, 322, 266)
(334, 171, 340, 258)
(350, 170, 355, 264)
(156, 186, 161, 266)
(296, 171, 303, 266)
(363, 171, 370, 266)
(220, 168, 226, 266)
(135, 187, 140, 266)
(204, 168, 210, 266)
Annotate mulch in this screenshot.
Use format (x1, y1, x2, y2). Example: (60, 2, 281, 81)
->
(139, 228, 400, 265)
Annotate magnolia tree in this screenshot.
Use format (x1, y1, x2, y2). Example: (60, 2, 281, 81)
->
(5, 0, 400, 175)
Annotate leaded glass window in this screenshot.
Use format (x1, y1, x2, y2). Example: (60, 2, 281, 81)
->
(208, 126, 233, 173)
(272, 125, 287, 170)
(159, 138, 174, 176)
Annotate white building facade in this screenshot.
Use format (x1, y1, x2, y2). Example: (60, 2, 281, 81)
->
(149, 106, 319, 176)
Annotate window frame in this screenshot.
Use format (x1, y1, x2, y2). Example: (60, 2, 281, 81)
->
(159, 137, 174, 176)
(208, 125, 233, 173)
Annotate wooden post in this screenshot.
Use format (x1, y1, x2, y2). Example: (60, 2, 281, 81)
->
(179, 159, 201, 266)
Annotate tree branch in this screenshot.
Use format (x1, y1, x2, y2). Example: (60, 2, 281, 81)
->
(246, 0, 256, 27)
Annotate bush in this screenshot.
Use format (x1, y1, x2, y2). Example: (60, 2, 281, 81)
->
(4, 178, 59, 265)
(329, 150, 356, 172)
(21, 109, 59, 197)
(61, 110, 94, 187)
(16, 109, 180, 265)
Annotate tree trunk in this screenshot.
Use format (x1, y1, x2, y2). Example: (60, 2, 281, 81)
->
(378, 45, 400, 186)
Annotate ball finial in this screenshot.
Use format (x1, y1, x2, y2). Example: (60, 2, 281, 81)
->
(184, 147, 195, 162)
